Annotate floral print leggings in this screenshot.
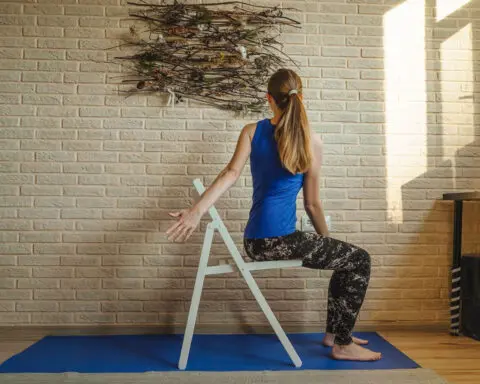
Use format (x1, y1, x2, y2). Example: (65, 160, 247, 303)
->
(244, 230, 371, 345)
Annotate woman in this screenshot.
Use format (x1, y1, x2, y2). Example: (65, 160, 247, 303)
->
(166, 69, 381, 361)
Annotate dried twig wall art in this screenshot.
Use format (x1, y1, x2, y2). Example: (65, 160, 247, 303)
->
(116, 0, 301, 113)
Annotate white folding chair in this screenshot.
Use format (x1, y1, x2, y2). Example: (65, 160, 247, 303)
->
(178, 179, 303, 370)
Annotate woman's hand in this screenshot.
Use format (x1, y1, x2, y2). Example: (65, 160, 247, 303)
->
(166, 208, 202, 242)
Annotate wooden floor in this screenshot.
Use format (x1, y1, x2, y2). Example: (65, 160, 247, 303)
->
(0, 328, 478, 383)
(379, 330, 480, 384)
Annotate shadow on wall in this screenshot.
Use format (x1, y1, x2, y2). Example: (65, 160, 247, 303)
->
(397, 0, 480, 322)
(401, 0, 480, 249)
(355, 0, 480, 324)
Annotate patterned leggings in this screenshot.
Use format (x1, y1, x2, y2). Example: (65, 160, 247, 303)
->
(243, 230, 371, 345)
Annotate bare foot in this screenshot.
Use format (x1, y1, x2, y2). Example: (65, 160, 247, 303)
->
(331, 343, 382, 362)
(322, 333, 369, 347)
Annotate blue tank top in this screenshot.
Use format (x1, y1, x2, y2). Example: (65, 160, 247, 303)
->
(244, 118, 304, 239)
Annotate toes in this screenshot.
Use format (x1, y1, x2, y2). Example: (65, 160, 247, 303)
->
(352, 336, 369, 345)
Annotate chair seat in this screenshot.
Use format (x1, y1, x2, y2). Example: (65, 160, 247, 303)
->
(245, 259, 303, 271)
(206, 259, 303, 276)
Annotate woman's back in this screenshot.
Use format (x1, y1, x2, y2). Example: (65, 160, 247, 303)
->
(244, 118, 304, 239)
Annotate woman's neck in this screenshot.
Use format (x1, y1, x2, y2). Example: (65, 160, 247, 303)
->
(270, 113, 282, 126)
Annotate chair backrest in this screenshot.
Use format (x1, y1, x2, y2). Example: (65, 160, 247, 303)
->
(193, 178, 246, 262)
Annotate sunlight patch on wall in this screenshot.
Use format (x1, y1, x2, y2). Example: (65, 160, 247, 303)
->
(384, 0, 427, 222)
(440, 23, 474, 161)
(436, 0, 471, 22)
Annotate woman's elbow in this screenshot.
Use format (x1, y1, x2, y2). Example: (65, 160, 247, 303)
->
(223, 167, 240, 182)
(304, 201, 322, 213)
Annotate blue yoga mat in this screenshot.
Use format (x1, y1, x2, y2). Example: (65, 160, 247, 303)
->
(0, 332, 419, 373)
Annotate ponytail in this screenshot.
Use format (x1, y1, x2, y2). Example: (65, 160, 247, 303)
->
(268, 69, 312, 174)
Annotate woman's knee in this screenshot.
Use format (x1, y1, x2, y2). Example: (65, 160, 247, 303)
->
(353, 247, 371, 271)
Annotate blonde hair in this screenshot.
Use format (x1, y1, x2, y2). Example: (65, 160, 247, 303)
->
(267, 69, 312, 174)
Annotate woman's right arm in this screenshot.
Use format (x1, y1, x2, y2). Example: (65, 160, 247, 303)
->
(166, 123, 255, 242)
(303, 134, 330, 237)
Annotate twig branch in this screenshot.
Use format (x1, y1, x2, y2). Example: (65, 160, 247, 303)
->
(115, 0, 302, 113)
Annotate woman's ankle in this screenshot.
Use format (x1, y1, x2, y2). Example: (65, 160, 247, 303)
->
(334, 338, 353, 347)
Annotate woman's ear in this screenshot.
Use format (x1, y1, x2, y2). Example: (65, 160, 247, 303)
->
(266, 93, 276, 112)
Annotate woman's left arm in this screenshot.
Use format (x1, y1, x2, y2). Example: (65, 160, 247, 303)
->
(166, 123, 254, 242)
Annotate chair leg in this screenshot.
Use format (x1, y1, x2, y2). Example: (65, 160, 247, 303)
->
(241, 268, 303, 368)
(217, 223, 303, 368)
(178, 224, 215, 370)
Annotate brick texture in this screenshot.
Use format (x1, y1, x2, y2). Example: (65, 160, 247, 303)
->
(0, 0, 479, 328)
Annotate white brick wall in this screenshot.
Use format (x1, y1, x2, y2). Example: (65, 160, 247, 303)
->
(0, 0, 479, 328)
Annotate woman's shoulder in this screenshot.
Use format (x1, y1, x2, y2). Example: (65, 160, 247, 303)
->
(311, 133, 323, 149)
(242, 121, 260, 142)
(309, 133, 323, 167)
